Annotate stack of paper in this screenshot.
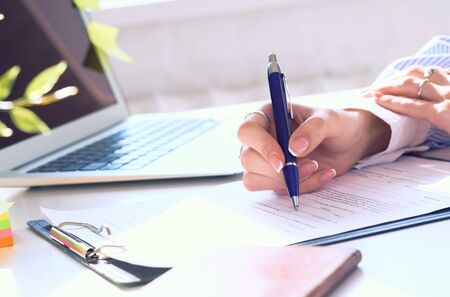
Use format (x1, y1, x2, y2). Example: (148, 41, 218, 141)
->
(0, 202, 14, 247)
(42, 156, 450, 267)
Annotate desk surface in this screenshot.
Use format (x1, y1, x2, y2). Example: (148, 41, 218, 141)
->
(2, 97, 450, 297)
(2, 176, 450, 297)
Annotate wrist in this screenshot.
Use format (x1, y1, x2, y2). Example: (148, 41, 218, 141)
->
(354, 109, 391, 159)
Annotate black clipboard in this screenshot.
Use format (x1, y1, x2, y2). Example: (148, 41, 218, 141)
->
(27, 219, 171, 287)
(294, 208, 450, 246)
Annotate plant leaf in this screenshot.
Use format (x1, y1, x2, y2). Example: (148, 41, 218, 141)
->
(0, 121, 13, 137)
(87, 22, 133, 63)
(0, 66, 21, 101)
(9, 106, 50, 134)
(73, 0, 100, 10)
(24, 61, 68, 99)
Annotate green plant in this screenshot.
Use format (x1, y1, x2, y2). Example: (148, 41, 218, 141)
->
(0, 0, 131, 139)
(0, 61, 78, 137)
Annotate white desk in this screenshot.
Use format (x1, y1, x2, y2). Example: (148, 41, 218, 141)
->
(2, 176, 450, 297)
(2, 97, 450, 297)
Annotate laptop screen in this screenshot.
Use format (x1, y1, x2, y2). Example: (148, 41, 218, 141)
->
(0, 0, 117, 150)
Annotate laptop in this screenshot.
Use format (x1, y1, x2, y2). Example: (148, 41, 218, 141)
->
(0, 0, 243, 187)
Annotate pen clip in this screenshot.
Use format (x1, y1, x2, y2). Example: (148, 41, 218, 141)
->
(283, 74, 294, 120)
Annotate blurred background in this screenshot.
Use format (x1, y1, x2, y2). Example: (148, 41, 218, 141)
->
(92, 0, 450, 113)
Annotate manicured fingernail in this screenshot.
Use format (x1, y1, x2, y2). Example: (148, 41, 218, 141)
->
(269, 153, 283, 173)
(289, 136, 309, 157)
(299, 160, 319, 176)
(320, 169, 336, 182)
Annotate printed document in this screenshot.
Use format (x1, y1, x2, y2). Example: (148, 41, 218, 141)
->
(42, 156, 450, 266)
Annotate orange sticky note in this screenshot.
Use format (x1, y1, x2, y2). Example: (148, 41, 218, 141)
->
(0, 227, 13, 247)
(0, 235, 14, 247)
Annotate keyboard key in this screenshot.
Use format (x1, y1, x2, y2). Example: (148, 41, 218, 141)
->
(37, 167, 61, 172)
(99, 163, 124, 170)
(111, 157, 131, 164)
(96, 155, 119, 163)
(80, 162, 108, 171)
(59, 163, 86, 172)
(79, 155, 99, 162)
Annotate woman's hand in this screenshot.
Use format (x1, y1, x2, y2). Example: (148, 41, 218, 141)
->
(372, 66, 450, 133)
(237, 103, 390, 194)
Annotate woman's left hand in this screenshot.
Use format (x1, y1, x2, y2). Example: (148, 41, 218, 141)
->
(371, 66, 450, 134)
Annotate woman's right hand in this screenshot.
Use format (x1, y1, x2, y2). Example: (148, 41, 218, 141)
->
(237, 103, 390, 194)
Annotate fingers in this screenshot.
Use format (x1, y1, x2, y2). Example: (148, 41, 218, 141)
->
(244, 110, 271, 131)
(434, 101, 450, 134)
(241, 146, 326, 193)
(375, 76, 447, 102)
(240, 146, 279, 177)
(429, 71, 450, 85)
(300, 168, 336, 193)
(243, 168, 336, 193)
(376, 95, 450, 134)
(288, 109, 339, 157)
(243, 171, 285, 192)
(243, 164, 308, 192)
(375, 94, 435, 122)
(373, 66, 450, 102)
(240, 103, 339, 195)
(391, 66, 450, 85)
(413, 66, 449, 85)
(237, 105, 285, 173)
(241, 146, 320, 179)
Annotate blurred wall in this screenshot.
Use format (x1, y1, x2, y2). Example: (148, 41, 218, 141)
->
(92, 0, 450, 113)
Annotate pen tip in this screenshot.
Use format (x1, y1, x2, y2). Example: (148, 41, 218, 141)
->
(291, 195, 299, 211)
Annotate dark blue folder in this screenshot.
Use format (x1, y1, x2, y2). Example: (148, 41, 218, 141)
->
(295, 208, 450, 246)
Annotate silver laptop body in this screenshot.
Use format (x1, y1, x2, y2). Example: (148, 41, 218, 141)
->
(0, 0, 242, 187)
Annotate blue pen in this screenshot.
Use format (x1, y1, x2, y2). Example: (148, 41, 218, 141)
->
(267, 54, 300, 210)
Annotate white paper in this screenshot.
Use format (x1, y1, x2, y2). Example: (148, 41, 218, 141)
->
(213, 157, 450, 242)
(42, 156, 450, 267)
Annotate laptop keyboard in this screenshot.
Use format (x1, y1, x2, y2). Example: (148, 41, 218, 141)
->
(28, 118, 219, 173)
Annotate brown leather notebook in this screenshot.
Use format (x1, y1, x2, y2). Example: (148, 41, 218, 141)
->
(145, 246, 362, 297)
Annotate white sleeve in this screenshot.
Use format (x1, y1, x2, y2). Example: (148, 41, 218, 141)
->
(342, 98, 431, 168)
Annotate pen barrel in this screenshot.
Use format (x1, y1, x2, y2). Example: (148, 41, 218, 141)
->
(268, 71, 299, 198)
(283, 164, 299, 197)
(268, 72, 296, 163)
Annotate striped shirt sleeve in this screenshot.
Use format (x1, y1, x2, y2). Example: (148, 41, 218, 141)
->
(378, 36, 450, 147)
(356, 35, 450, 167)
